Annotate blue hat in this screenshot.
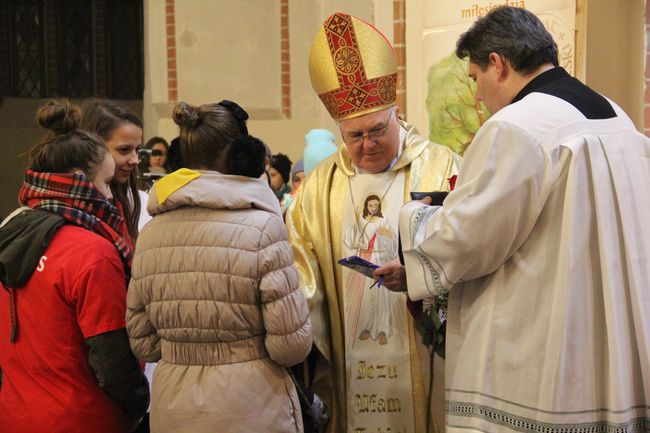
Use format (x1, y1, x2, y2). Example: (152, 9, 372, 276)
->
(304, 129, 337, 175)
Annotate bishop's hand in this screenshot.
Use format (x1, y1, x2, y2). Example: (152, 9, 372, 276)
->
(373, 258, 407, 292)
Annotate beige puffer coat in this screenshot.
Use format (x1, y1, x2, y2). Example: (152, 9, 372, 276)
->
(126, 171, 312, 433)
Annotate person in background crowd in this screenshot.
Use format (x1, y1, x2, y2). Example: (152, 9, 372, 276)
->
(286, 13, 459, 433)
(280, 159, 305, 216)
(138, 137, 171, 192)
(291, 159, 305, 191)
(281, 129, 338, 215)
(0, 99, 149, 433)
(269, 152, 292, 200)
(81, 99, 148, 236)
(126, 99, 312, 433)
(141, 136, 172, 175)
(394, 6, 650, 432)
(303, 128, 337, 176)
(259, 139, 274, 185)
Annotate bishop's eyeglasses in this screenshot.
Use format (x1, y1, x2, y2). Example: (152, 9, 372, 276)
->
(341, 109, 395, 146)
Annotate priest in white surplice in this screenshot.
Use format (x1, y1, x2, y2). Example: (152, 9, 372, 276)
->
(389, 6, 650, 433)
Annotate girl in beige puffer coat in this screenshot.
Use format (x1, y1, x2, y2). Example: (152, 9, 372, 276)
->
(126, 100, 312, 433)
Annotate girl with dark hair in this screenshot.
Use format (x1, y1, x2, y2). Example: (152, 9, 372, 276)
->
(269, 152, 293, 199)
(126, 100, 312, 433)
(80, 99, 145, 240)
(0, 100, 149, 433)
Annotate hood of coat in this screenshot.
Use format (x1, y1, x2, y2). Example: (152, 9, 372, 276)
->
(147, 170, 282, 217)
(0, 207, 66, 288)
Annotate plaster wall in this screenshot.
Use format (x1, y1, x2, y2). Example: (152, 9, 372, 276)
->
(142, 0, 376, 163)
(583, 0, 644, 128)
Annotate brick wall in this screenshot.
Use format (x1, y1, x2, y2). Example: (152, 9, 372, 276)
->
(394, 0, 407, 119)
(166, 0, 177, 102)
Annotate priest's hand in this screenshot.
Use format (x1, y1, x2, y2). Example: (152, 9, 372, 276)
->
(373, 258, 407, 292)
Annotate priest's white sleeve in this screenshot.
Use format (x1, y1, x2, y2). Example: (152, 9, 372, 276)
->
(399, 119, 555, 301)
(399, 202, 447, 300)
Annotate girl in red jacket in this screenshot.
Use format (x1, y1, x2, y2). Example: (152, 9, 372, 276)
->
(0, 100, 149, 433)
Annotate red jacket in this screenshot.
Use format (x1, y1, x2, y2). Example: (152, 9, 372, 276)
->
(0, 225, 131, 433)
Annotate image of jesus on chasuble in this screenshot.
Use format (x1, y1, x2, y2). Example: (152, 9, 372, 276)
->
(343, 192, 399, 348)
(286, 12, 460, 433)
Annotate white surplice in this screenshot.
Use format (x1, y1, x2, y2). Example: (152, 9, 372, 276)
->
(399, 89, 650, 432)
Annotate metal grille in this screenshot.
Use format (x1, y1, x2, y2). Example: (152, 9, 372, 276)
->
(57, 0, 92, 97)
(12, 1, 45, 97)
(0, 0, 143, 99)
(0, 0, 11, 95)
(106, 1, 143, 99)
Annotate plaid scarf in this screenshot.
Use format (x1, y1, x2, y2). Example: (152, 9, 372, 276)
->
(19, 169, 134, 266)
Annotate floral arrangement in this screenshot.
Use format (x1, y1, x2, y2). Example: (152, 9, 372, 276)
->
(407, 295, 447, 358)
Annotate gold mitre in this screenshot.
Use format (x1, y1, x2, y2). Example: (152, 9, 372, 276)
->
(308, 12, 397, 121)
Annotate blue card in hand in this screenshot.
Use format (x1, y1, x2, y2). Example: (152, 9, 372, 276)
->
(337, 256, 383, 288)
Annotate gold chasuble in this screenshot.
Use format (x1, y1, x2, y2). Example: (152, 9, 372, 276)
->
(287, 121, 459, 433)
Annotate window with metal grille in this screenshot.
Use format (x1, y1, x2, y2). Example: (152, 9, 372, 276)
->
(0, 0, 143, 99)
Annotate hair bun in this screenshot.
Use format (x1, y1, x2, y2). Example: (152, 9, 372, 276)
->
(227, 135, 267, 178)
(172, 101, 201, 129)
(37, 99, 80, 134)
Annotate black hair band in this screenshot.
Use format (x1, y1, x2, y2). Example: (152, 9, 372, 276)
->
(218, 99, 249, 136)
